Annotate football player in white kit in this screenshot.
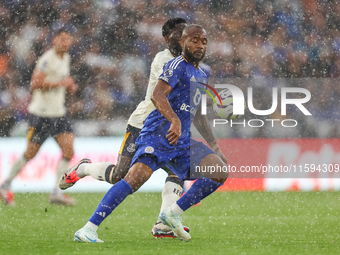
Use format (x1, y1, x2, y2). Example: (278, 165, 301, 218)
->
(0, 28, 78, 206)
(59, 18, 190, 238)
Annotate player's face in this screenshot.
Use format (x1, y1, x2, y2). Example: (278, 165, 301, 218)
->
(53, 32, 73, 53)
(168, 23, 187, 56)
(183, 28, 207, 64)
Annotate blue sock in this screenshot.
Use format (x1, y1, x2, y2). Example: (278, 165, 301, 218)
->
(89, 179, 133, 226)
(176, 178, 222, 212)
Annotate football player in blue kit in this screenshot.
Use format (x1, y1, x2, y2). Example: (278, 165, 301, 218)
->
(72, 24, 229, 242)
(60, 17, 190, 238)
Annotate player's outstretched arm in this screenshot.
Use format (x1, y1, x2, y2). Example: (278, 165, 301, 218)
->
(30, 69, 77, 93)
(151, 79, 181, 145)
(193, 106, 228, 164)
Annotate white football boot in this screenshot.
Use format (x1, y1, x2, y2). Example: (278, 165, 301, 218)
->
(159, 207, 191, 242)
(74, 226, 103, 243)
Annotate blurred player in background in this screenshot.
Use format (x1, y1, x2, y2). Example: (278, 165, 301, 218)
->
(63, 24, 228, 243)
(59, 17, 189, 238)
(0, 28, 78, 206)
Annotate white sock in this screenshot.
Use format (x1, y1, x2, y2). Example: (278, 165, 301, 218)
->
(76, 163, 89, 178)
(56, 157, 70, 186)
(159, 181, 183, 216)
(85, 221, 98, 231)
(171, 202, 184, 215)
(80, 162, 112, 181)
(54, 157, 71, 194)
(2, 155, 29, 189)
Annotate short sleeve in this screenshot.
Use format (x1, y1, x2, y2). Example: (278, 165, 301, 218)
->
(159, 57, 185, 89)
(153, 59, 167, 79)
(35, 54, 49, 74)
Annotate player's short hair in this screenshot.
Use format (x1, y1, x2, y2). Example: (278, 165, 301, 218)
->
(53, 27, 72, 38)
(162, 17, 187, 37)
(183, 24, 205, 33)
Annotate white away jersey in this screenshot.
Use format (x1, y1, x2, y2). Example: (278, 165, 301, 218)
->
(127, 48, 174, 129)
(28, 48, 70, 117)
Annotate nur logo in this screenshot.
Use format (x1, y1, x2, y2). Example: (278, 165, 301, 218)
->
(198, 84, 312, 116)
(197, 82, 223, 115)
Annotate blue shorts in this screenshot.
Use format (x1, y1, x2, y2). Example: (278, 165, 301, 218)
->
(130, 135, 215, 180)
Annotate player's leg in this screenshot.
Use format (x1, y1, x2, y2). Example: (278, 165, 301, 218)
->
(152, 166, 189, 238)
(161, 154, 228, 230)
(73, 137, 183, 242)
(74, 161, 154, 243)
(158, 166, 184, 214)
(106, 154, 132, 183)
(59, 159, 114, 190)
(54, 132, 75, 182)
(100, 125, 141, 184)
(59, 125, 138, 189)
(0, 115, 46, 205)
(52, 131, 76, 205)
(182, 180, 202, 207)
(1, 141, 41, 189)
(171, 153, 228, 212)
(0, 141, 41, 205)
(59, 156, 127, 187)
(159, 142, 228, 241)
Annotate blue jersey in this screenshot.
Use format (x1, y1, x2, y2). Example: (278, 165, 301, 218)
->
(138, 55, 208, 148)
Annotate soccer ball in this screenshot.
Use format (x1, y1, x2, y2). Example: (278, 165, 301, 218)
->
(213, 88, 241, 120)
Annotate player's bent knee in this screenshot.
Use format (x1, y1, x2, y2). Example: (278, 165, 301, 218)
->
(24, 149, 38, 159)
(63, 150, 74, 159)
(110, 155, 132, 184)
(220, 166, 229, 181)
(24, 152, 35, 160)
(124, 163, 153, 192)
(199, 153, 229, 182)
(24, 143, 41, 159)
(211, 176, 228, 184)
(60, 144, 74, 158)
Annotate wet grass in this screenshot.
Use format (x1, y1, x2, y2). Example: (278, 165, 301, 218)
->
(0, 191, 339, 255)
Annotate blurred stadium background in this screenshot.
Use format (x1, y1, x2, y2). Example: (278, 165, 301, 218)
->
(1, 2, 340, 254)
(0, 0, 340, 193)
(1, 0, 340, 137)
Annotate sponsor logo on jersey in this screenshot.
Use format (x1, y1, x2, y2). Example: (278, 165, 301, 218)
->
(180, 103, 197, 115)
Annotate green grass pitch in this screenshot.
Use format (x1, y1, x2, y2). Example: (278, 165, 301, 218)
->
(0, 191, 339, 255)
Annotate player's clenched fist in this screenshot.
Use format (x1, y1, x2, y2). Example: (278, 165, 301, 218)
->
(62, 76, 78, 94)
(166, 118, 181, 145)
